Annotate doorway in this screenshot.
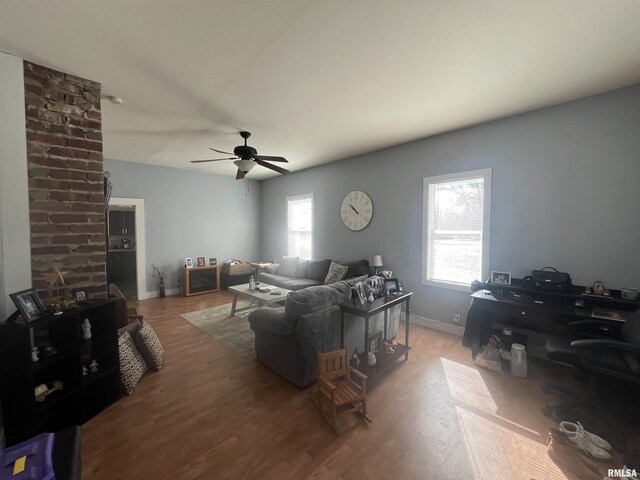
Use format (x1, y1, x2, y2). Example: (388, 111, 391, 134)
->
(107, 197, 147, 300)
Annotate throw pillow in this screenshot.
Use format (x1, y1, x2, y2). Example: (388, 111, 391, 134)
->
(135, 321, 164, 371)
(278, 256, 299, 277)
(118, 332, 148, 395)
(324, 261, 349, 284)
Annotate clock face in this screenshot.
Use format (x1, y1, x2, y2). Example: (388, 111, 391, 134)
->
(341, 191, 373, 231)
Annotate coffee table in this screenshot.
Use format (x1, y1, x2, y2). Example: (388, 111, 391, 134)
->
(228, 283, 291, 316)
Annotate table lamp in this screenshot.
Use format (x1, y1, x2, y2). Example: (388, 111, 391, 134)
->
(369, 255, 383, 274)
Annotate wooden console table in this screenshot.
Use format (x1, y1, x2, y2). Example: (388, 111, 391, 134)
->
(339, 292, 412, 380)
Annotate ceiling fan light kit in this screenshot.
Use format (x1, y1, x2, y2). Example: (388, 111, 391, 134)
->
(190, 131, 290, 180)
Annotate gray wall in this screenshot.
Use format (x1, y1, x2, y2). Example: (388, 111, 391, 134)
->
(260, 85, 640, 326)
(104, 159, 262, 295)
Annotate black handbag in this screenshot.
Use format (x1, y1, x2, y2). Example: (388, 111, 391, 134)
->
(523, 267, 572, 292)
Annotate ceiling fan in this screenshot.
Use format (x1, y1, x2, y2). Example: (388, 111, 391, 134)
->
(191, 131, 289, 179)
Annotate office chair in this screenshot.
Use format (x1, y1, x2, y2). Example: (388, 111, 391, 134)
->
(542, 309, 640, 452)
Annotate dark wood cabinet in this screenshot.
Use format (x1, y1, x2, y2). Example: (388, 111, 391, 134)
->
(108, 210, 135, 236)
(0, 301, 121, 446)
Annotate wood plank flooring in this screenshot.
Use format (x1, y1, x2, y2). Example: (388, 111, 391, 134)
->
(81, 292, 637, 479)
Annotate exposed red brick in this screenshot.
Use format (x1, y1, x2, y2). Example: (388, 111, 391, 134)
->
(25, 61, 106, 298)
(67, 138, 102, 152)
(49, 213, 88, 223)
(31, 245, 71, 255)
(30, 212, 50, 223)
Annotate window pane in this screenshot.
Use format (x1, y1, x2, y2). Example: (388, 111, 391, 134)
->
(287, 195, 313, 258)
(427, 176, 485, 285)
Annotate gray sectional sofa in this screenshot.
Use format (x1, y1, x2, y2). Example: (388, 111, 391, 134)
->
(259, 258, 370, 291)
(248, 279, 401, 388)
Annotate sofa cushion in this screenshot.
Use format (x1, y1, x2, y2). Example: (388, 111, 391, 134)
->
(135, 321, 164, 371)
(295, 258, 310, 278)
(278, 256, 299, 277)
(285, 283, 351, 319)
(259, 272, 293, 288)
(342, 259, 370, 278)
(118, 332, 148, 395)
(324, 261, 348, 284)
(248, 307, 294, 335)
(307, 259, 332, 282)
(281, 278, 322, 290)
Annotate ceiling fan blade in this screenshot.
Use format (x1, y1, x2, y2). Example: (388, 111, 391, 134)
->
(254, 154, 288, 163)
(191, 157, 237, 163)
(255, 159, 290, 175)
(236, 168, 246, 180)
(210, 147, 235, 155)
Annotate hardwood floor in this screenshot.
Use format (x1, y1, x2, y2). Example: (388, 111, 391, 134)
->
(81, 292, 636, 479)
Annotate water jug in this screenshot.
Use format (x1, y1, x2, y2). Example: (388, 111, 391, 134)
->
(510, 343, 527, 378)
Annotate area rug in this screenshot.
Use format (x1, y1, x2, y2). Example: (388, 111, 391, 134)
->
(179, 301, 257, 357)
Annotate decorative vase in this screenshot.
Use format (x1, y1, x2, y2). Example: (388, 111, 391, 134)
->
(159, 278, 166, 298)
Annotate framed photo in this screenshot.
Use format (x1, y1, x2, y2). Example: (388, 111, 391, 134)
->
(369, 331, 382, 354)
(490, 271, 511, 285)
(209, 257, 217, 266)
(380, 270, 393, 279)
(384, 278, 400, 294)
(354, 281, 367, 305)
(10, 288, 48, 322)
(196, 256, 206, 267)
(185, 257, 193, 268)
(366, 275, 385, 298)
(72, 287, 88, 303)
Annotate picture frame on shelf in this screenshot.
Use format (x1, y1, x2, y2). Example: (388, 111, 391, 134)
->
(209, 257, 217, 266)
(185, 257, 193, 268)
(72, 287, 88, 303)
(384, 278, 400, 294)
(380, 270, 393, 279)
(490, 271, 511, 285)
(354, 282, 367, 305)
(196, 256, 206, 267)
(369, 331, 382, 354)
(9, 288, 48, 323)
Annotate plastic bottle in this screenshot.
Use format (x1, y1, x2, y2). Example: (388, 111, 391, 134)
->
(510, 343, 527, 378)
(249, 275, 255, 292)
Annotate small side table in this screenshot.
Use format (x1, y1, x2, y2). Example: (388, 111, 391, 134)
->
(339, 292, 412, 380)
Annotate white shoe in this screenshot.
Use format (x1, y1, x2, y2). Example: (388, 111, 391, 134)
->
(559, 421, 612, 460)
(559, 421, 613, 451)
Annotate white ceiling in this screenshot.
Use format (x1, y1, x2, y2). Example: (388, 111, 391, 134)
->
(1, 1, 640, 180)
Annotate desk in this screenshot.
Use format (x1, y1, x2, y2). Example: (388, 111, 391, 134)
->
(463, 282, 639, 360)
(339, 292, 412, 379)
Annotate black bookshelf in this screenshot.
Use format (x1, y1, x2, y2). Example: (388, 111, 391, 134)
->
(0, 300, 121, 445)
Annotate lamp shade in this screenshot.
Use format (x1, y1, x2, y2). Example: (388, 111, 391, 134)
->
(233, 159, 256, 173)
(369, 255, 383, 267)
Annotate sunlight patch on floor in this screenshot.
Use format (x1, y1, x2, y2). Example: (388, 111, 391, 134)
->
(441, 358, 566, 480)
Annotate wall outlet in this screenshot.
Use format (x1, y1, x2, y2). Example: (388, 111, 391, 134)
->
(452, 314, 461, 323)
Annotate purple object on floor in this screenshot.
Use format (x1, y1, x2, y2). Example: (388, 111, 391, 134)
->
(0, 432, 55, 480)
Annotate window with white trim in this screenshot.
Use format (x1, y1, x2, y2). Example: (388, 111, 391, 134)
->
(287, 194, 313, 258)
(422, 169, 491, 290)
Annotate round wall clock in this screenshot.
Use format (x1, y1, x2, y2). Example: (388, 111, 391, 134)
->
(341, 190, 373, 231)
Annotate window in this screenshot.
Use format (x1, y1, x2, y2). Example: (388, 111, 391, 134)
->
(287, 194, 313, 258)
(422, 169, 491, 291)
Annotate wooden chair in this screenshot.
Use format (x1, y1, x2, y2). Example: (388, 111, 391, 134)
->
(312, 349, 372, 433)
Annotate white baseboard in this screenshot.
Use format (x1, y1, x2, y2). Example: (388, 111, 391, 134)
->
(411, 314, 464, 337)
(140, 287, 180, 299)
